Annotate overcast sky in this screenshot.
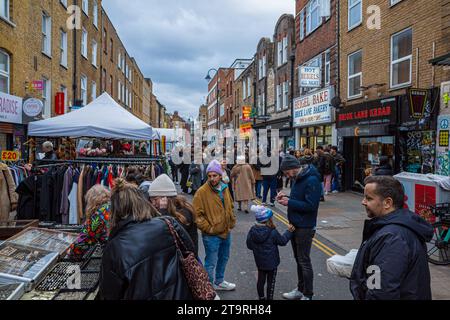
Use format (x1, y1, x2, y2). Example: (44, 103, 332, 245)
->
(102, 0, 294, 120)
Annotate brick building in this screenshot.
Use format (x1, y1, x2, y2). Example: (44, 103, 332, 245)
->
(294, 0, 338, 151)
(221, 68, 234, 131)
(197, 104, 208, 134)
(206, 68, 228, 132)
(233, 61, 255, 134)
(336, 0, 449, 189)
(150, 93, 159, 127)
(142, 78, 152, 125)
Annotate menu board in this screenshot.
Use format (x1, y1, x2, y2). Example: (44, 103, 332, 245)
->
(0, 242, 58, 290)
(8, 228, 78, 255)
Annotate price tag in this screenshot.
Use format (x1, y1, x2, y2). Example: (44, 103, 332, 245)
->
(1, 151, 20, 162)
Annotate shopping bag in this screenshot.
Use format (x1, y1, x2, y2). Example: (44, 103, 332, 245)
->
(326, 249, 358, 279)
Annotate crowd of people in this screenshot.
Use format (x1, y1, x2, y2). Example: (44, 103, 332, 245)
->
(62, 143, 432, 301)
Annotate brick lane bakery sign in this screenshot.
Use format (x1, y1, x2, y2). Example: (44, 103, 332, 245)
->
(0, 91, 23, 124)
(336, 97, 397, 128)
(293, 87, 334, 127)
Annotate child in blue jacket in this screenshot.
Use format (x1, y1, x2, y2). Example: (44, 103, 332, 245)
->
(246, 206, 295, 300)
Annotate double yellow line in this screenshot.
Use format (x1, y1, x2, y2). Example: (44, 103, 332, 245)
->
(253, 200, 337, 257)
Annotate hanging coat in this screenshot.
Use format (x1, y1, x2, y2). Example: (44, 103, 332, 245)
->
(231, 164, 256, 202)
(0, 163, 18, 221)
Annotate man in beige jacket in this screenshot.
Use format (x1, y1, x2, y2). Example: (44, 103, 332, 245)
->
(193, 159, 237, 291)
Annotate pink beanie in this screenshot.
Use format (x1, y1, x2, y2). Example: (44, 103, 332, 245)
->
(206, 160, 223, 176)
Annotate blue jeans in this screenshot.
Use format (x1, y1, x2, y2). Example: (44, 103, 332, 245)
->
(332, 166, 341, 192)
(263, 176, 277, 204)
(256, 180, 263, 198)
(202, 234, 231, 285)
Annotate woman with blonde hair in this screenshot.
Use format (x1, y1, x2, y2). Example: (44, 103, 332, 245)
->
(100, 179, 195, 300)
(67, 185, 111, 259)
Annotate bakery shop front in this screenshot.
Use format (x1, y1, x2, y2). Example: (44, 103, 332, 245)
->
(336, 97, 398, 192)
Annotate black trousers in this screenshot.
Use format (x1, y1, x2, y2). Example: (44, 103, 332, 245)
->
(257, 269, 277, 300)
(291, 228, 315, 298)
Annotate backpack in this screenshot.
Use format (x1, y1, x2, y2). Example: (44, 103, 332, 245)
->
(323, 155, 333, 175)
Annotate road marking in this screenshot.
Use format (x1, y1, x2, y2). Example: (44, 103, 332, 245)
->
(253, 200, 338, 257)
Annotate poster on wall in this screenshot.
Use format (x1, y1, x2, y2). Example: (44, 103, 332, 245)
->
(436, 115, 450, 175)
(415, 184, 437, 224)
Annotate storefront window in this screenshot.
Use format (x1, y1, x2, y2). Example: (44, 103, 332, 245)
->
(299, 125, 333, 150)
(356, 136, 395, 185)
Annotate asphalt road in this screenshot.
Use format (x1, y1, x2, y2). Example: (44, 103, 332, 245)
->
(183, 191, 353, 301)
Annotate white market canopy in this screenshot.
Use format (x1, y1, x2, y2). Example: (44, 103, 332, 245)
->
(28, 93, 153, 140)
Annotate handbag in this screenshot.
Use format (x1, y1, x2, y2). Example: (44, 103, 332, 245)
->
(163, 218, 217, 300)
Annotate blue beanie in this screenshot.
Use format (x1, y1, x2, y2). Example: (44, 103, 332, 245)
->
(255, 208, 273, 223)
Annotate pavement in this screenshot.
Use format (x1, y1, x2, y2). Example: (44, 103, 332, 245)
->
(275, 188, 450, 300)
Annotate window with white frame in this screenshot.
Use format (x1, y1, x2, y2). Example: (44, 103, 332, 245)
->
(118, 52, 121, 69)
(247, 77, 251, 98)
(348, 0, 362, 30)
(300, 9, 305, 41)
(278, 41, 283, 66)
(81, 28, 88, 58)
(348, 50, 362, 98)
(118, 80, 121, 102)
(42, 78, 51, 117)
(283, 82, 289, 109)
(93, 0, 98, 28)
(258, 57, 263, 80)
(122, 84, 125, 102)
(1, 0, 10, 20)
(82, 0, 89, 15)
(325, 50, 331, 85)
(263, 55, 267, 77)
(0, 50, 10, 94)
(92, 40, 97, 67)
(42, 13, 52, 56)
(276, 84, 282, 111)
(391, 27, 412, 88)
(242, 80, 247, 100)
(307, 0, 321, 35)
(81, 75, 87, 106)
(283, 37, 288, 64)
(60, 30, 67, 67)
(121, 56, 125, 73)
(91, 81, 96, 101)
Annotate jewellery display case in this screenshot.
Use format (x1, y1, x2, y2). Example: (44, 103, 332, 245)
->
(0, 278, 26, 300)
(7, 228, 78, 256)
(0, 242, 58, 291)
(0, 220, 40, 241)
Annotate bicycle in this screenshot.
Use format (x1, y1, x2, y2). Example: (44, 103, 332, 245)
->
(427, 203, 450, 266)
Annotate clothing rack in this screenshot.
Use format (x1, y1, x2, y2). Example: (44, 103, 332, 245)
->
(34, 157, 163, 168)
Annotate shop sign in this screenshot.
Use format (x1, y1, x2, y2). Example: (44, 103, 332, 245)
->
(242, 106, 252, 122)
(1, 150, 20, 162)
(0, 92, 23, 124)
(336, 97, 397, 128)
(415, 184, 436, 224)
(293, 87, 333, 127)
(22, 98, 43, 124)
(240, 123, 253, 139)
(300, 66, 321, 88)
(32, 81, 44, 91)
(55, 92, 65, 115)
(441, 81, 450, 111)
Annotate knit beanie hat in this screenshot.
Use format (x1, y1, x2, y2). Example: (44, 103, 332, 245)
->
(206, 160, 223, 176)
(251, 205, 273, 223)
(280, 154, 302, 171)
(148, 174, 177, 197)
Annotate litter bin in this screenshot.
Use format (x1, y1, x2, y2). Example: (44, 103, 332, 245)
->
(394, 172, 450, 224)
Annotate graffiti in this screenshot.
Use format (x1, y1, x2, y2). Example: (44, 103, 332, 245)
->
(436, 151, 450, 176)
(404, 131, 435, 174)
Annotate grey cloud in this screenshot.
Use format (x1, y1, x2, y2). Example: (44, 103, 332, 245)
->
(102, 0, 294, 118)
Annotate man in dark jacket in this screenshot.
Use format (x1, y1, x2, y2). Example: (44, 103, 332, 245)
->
(42, 141, 58, 160)
(351, 176, 433, 300)
(373, 156, 394, 176)
(276, 155, 321, 300)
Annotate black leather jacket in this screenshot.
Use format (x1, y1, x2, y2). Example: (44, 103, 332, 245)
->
(99, 216, 194, 300)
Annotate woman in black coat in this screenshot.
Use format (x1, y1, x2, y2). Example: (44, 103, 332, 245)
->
(99, 179, 194, 300)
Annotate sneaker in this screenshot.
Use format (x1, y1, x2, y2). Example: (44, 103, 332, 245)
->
(214, 293, 221, 300)
(214, 281, 236, 291)
(325, 191, 329, 196)
(301, 296, 312, 301)
(320, 197, 325, 202)
(282, 289, 304, 300)
(332, 190, 339, 194)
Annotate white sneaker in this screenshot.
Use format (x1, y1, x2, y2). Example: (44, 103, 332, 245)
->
(332, 190, 339, 194)
(282, 288, 304, 300)
(325, 191, 329, 196)
(301, 296, 312, 301)
(214, 293, 221, 300)
(214, 281, 236, 291)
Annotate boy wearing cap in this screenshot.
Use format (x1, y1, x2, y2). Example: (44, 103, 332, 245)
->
(193, 160, 237, 291)
(247, 206, 295, 300)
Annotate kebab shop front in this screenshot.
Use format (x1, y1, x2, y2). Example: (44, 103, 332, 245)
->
(336, 97, 398, 191)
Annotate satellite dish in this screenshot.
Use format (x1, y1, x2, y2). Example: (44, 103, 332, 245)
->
(331, 96, 342, 109)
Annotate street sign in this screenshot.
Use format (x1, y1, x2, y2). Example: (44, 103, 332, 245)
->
(1, 150, 20, 162)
